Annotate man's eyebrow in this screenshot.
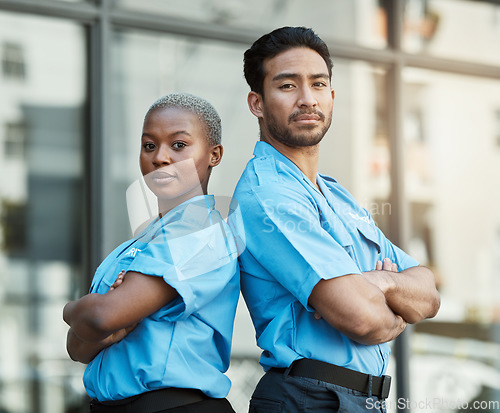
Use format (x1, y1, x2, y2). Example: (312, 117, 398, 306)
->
(271, 72, 330, 82)
(271, 72, 299, 82)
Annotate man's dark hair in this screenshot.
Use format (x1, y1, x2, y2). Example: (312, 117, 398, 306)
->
(243, 26, 333, 97)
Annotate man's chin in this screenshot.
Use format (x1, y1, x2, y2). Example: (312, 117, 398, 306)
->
(282, 134, 324, 148)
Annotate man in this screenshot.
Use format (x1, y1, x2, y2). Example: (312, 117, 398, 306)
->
(232, 27, 440, 412)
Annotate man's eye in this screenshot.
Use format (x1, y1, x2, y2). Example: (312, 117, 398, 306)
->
(172, 142, 186, 150)
(142, 143, 155, 151)
(313, 82, 327, 88)
(279, 84, 294, 90)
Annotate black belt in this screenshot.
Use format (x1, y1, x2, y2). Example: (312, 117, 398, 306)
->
(272, 358, 391, 399)
(89, 388, 209, 412)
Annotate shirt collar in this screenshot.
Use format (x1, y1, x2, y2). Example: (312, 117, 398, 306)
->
(253, 141, 307, 180)
(136, 195, 214, 240)
(254, 141, 329, 196)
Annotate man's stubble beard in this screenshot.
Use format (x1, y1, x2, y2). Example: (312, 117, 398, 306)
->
(262, 108, 333, 148)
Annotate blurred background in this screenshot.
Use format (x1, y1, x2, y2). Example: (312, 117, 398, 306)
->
(0, 0, 499, 412)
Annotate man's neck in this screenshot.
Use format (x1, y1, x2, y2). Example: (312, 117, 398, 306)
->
(261, 137, 320, 189)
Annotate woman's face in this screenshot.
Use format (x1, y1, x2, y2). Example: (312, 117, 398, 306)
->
(140, 107, 221, 212)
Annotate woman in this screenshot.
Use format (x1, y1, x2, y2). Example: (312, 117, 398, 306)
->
(63, 93, 239, 412)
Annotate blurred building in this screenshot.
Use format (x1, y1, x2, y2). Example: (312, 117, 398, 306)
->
(0, 0, 499, 412)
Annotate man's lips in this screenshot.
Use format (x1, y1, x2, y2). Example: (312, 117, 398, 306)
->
(289, 111, 324, 124)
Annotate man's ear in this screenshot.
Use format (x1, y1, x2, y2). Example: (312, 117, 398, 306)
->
(209, 144, 223, 167)
(247, 91, 264, 119)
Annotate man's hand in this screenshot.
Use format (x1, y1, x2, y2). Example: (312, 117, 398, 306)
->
(313, 258, 398, 321)
(376, 258, 398, 272)
(363, 258, 398, 294)
(309, 272, 407, 345)
(364, 259, 440, 324)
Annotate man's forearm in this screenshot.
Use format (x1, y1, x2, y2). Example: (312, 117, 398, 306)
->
(365, 264, 440, 324)
(310, 274, 408, 346)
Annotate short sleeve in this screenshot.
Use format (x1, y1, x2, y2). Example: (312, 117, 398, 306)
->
(127, 217, 238, 321)
(239, 184, 362, 309)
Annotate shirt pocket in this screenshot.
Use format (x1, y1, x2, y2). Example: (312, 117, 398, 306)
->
(355, 222, 381, 255)
(319, 207, 355, 255)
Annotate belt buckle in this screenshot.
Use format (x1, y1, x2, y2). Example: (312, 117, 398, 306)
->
(381, 375, 391, 399)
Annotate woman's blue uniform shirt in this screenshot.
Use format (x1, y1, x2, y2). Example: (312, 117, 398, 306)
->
(232, 142, 419, 376)
(83, 195, 240, 401)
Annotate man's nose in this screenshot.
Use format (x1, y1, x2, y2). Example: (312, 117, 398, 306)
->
(297, 86, 317, 107)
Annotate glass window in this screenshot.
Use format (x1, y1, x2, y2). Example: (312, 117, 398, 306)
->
(495, 109, 500, 147)
(0, 11, 86, 413)
(323, 61, 392, 234)
(2, 41, 25, 79)
(403, 0, 500, 65)
(403, 67, 500, 408)
(114, 0, 388, 49)
(4, 121, 26, 159)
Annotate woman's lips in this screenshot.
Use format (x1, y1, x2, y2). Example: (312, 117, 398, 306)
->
(149, 170, 176, 184)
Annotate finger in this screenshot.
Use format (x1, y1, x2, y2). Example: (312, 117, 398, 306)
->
(114, 270, 125, 284)
(382, 258, 393, 271)
(376, 260, 383, 271)
(392, 263, 398, 272)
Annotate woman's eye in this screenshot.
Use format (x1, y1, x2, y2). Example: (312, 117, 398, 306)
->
(142, 142, 155, 151)
(172, 142, 186, 150)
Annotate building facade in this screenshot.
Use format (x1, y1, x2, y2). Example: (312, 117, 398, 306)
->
(0, 0, 499, 412)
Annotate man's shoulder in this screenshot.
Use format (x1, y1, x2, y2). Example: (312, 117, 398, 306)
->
(235, 153, 303, 194)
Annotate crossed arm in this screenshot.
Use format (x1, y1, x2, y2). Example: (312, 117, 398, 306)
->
(308, 259, 440, 346)
(63, 271, 178, 363)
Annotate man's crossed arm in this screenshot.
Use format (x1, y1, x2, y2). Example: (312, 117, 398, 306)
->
(366, 259, 440, 324)
(309, 259, 440, 346)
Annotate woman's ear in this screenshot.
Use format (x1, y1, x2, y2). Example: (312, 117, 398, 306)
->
(247, 91, 264, 119)
(209, 144, 223, 167)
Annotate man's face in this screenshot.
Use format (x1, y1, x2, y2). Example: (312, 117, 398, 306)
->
(258, 47, 334, 147)
(140, 107, 217, 209)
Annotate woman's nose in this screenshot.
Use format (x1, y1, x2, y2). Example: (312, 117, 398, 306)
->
(153, 145, 171, 166)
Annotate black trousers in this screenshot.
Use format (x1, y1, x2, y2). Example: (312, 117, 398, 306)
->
(154, 398, 235, 413)
(90, 393, 235, 413)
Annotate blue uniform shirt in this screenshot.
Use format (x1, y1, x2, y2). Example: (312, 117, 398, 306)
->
(83, 195, 240, 401)
(232, 142, 419, 376)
